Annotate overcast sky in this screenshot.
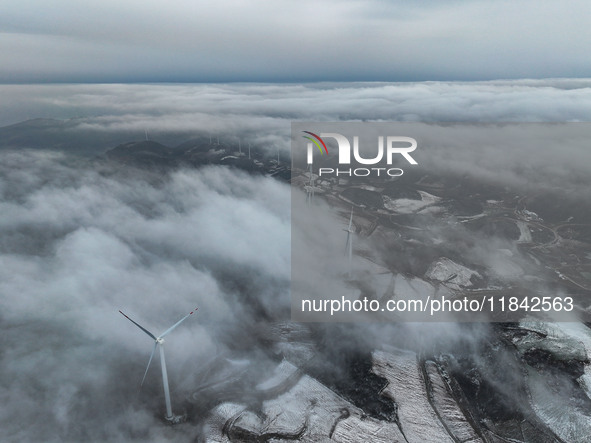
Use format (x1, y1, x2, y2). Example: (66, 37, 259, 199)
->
(1, 0, 590, 83)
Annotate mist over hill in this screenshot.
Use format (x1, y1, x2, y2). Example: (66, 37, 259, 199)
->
(1, 81, 591, 442)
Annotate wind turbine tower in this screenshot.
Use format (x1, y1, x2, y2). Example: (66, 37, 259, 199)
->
(343, 207, 354, 277)
(119, 307, 198, 423)
(305, 163, 315, 204)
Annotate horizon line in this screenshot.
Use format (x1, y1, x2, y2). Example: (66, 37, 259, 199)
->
(1, 76, 591, 86)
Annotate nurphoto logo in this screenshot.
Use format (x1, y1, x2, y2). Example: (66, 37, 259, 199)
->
(302, 130, 418, 177)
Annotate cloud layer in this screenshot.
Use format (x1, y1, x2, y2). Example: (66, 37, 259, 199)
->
(1, 81, 591, 440)
(0, 152, 291, 441)
(1, 1, 591, 82)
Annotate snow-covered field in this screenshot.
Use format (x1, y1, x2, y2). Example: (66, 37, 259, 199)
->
(425, 257, 481, 290)
(383, 191, 441, 214)
(516, 320, 591, 442)
(372, 349, 455, 442)
(204, 366, 407, 442)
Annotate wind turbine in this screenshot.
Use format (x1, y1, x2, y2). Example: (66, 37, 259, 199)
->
(119, 307, 198, 422)
(343, 207, 354, 277)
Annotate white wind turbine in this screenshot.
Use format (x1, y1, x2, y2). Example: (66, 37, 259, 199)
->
(119, 307, 198, 422)
(343, 207, 354, 276)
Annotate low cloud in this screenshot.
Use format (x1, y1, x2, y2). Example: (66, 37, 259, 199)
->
(0, 152, 290, 441)
(1, 81, 591, 440)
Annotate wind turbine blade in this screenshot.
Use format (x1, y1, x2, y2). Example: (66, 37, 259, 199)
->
(119, 310, 157, 340)
(159, 307, 198, 339)
(141, 341, 158, 386)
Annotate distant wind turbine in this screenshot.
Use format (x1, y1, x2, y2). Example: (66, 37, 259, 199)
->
(343, 207, 354, 276)
(119, 307, 198, 422)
